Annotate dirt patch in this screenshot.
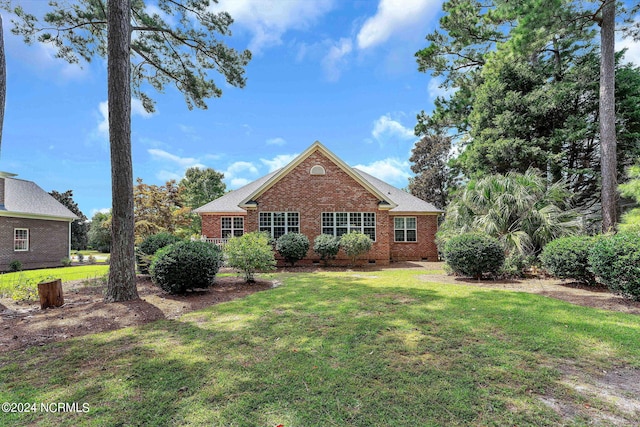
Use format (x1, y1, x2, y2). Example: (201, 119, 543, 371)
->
(0, 272, 272, 352)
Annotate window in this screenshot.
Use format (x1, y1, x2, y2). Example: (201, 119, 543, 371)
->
(14, 228, 29, 251)
(394, 217, 417, 242)
(322, 212, 376, 241)
(221, 217, 244, 238)
(259, 212, 299, 238)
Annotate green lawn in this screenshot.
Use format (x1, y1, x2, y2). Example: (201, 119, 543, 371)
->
(0, 265, 109, 299)
(1, 269, 639, 426)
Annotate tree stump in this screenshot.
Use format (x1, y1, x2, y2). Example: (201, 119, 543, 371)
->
(38, 279, 64, 309)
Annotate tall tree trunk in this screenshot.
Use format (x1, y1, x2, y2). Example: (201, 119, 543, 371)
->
(0, 15, 6, 152)
(105, 0, 138, 302)
(599, 0, 617, 232)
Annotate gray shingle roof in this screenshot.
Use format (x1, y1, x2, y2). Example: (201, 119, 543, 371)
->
(1, 177, 78, 220)
(353, 169, 443, 213)
(194, 166, 443, 215)
(194, 170, 280, 214)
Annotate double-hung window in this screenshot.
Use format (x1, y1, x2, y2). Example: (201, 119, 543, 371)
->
(14, 228, 29, 251)
(322, 212, 376, 241)
(394, 217, 417, 242)
(259, 212, 299, 238)
(221, 217, 244, 238)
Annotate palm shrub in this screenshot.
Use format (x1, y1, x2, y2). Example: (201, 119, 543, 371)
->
(437, 169, 582, 257)
(136, 232, 181, 274)
(313, 234, 341, 265)
(540, 236, 598, 285)
(443, 233, 504, 279)
(276, 233, 310, 266)
(150, 241, 223, 294)
(340, 232, 373, 265)
(589, 232, 640, 300)
(224, 232, 276, 282)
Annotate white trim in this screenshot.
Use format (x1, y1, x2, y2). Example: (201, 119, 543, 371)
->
(14, 228, 29, 251)
(0, 211, 76, 222)
(239, 141, 397, 209)
(393, 217, 417, 242)
(321, 212, 376, 242)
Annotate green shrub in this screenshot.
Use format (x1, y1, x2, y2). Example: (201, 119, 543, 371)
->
(9, 260, 22, 272)
(313, 234, 341, 265)
(137, 232, 181, 274)
(224, 232, 276, 282)
(60, 257, 72, 267)
(77, 253, 84, 263)
(150, 241, 223, 294)
(589, 232, 640, 300)
(87, 255, 97, 265)
(500, 253, 535, 279)
(443, 233, 504, 279)
(340, 232, 373, 265)
(539, 236, 597, 285)
(276, 233, 310, 266)
(11, 276, 38, 302)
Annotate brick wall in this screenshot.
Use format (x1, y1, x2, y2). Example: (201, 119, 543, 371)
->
(389, 215, 439, 261)
(200, 150, 440, 265)
(0, 217, 70, 270)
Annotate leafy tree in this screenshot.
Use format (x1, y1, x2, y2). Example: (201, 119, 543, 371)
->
(438, 169, 582, 256)
(415, 0, 640, 232)
(224, 232, 276, 283)
(340, 232, 373, 266)
(50, 190, 89, 250)
(88, 211, 112, 253)
(408, 133, 451, 210)
(6, 0, 251, 302)
(134, 178, 191, 243)
(179, 167, 226, 209)
(619, 162, 640, 233)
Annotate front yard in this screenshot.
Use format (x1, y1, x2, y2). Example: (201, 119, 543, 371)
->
(1, 266, 639, 426)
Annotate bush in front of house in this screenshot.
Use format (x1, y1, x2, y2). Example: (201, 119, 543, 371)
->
(443, 233, 504, 279)
(9, 260, 22, 272)
(588, 232, 640, 300)
(276, 232, 310, 266)
(340, 231, 373, 265)
(499, 253, 536, 279)
(224, 232, 276, 282)
(150, 241, 223, 294)
(313, 234, 341, 265)
(539, 235, 598, 285)
(137, 232, 182, 274)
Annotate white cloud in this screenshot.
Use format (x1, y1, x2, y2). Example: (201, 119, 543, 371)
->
(321, 38, 353, 81)
(147, 149, 205, 169)
(90, 208, 111, 217)
(97, 99, 154, 136)
(223, 161, 260, 189)
(618, 29, 640, 67)
(427, 77, 455, 99)
(353, 158, 412, 187)
(266, 137, 287, 146)
(357, 0, 440, 50)
(372, 114, 415, 142)
(260, 153, 298, 172)
(211, 0, 335, 53)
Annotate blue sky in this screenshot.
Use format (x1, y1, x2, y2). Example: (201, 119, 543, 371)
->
(1, 0, 639, 219)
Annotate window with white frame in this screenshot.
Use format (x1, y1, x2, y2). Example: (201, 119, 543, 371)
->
(394, 217, 417, 242)
(322, 212, 376, 241)
(259, 212, 299, 238)
(221, 217, 244, 238)
(14, 228, 29, 251)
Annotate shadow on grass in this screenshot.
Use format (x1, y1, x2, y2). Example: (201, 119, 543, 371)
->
(2, 272, 640, 426)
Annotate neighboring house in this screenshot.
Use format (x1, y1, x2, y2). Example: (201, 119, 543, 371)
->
(195, 142, 443, 265)
(0, 172, 78, 270)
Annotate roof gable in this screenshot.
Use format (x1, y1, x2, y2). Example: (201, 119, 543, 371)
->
(238, 141, 397, 209)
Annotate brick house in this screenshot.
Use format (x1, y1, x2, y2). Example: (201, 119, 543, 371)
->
(0, 172, 78, 270)
(194, 142, 443, 265)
